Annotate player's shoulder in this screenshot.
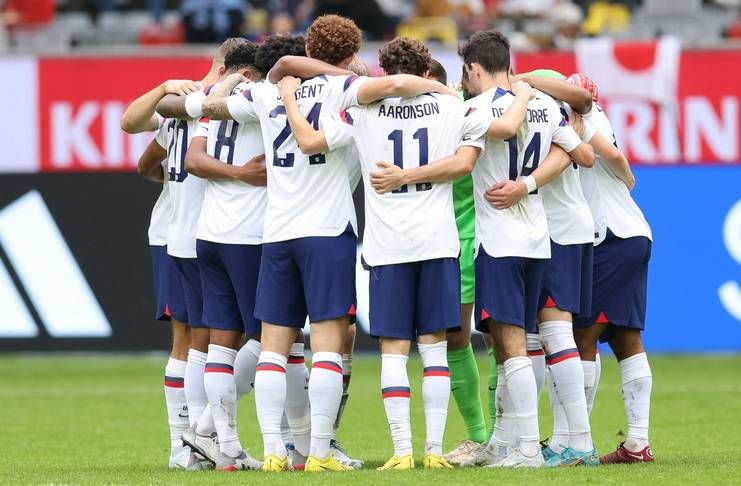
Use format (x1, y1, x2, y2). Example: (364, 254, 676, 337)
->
(531, 89, 559, 109)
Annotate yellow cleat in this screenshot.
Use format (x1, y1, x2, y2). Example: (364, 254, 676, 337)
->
(262, 454, 290, 472)
(377, 455, 415, 471)
(305, 454, 353, 472)
(423, 454, 454, 469)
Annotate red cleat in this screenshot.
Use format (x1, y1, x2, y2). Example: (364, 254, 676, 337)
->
(600, 442, 655, 464)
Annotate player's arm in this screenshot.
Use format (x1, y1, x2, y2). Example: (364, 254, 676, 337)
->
(278, 76, 329, 154)
(356, 75, 457, 104)
(370, 145, 482, 194)
(121, 80, 201, 133)
(156, 90, 207, 120)
(486, 80, 534, 139)
(137, 139, 167, 182)
(185, 136, 267, 185)
(485, 143, 571, 209)
(518, 74, 592, 114)
(590, 132, 635, 190)
(549, 100, 595, 168)
(268, 56, 351, 83)
(202, 73, 248, 120)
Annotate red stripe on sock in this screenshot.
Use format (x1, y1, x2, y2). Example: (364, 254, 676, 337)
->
(382, 391, 411, 399)
(204, 367, 234, 374)
(527, 349, 545, 356)
(313, 362, 343, 373)
(548, 351, 581, 365)
(256, 364, 285, 373)
(423, 370, 451, 377)
(164, 380, 184, 388)
(287, 357, 305, 364)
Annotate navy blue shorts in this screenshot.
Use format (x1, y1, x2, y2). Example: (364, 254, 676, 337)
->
(150, 245, 172, 321)
(574, 229, 651, 343)
(474, 246, 547, 334)
(368, 258, 461, 340)
(539, 241, 593, 315)
(254, 225, 356, 328)
(197, 239, 262, 336)
(168, 256, 206, 327)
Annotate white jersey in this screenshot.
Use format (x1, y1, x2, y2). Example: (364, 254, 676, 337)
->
(195, 82, 267, 245)
(225, 74, 367, 243)
(581, 103, 651, 245)
(539, 102, 595, 245)
(155, 117, 206, 258)
(147, 161, 170, 246)
(470, 88, 583, 258)
(322, 93, 489, 266)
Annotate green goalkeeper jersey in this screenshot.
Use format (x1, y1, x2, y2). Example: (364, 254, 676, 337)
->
(453, 174, 475, 240)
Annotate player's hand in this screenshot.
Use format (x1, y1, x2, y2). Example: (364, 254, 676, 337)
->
(235, 154, 267, 186)
(433, 82, 459, 98)
(512, 80, 535, 100)
(485, 180, 528, 209)
(162, 79, 202, 96)
(278, 76, 301, 99)
(370, 161, 405, 194)
(571, 113, 585, 138)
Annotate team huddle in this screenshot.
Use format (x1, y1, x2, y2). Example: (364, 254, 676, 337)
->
(120, 14, 654, 472)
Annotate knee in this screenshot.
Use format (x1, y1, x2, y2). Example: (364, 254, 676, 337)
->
(609, 329, 644, 361)
(446, 329, 469, 350)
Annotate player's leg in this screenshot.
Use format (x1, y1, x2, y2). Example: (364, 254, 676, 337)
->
(483, 332, 498, 438)
(418, 331, 453, 469)
(329, 323, 363, 469)
(370, 262, 416, 471)
(285, 331, 311, 469)
(298, 226, 357, 472)
(527, 332, 546, 396)
(253, 240, 308, 471)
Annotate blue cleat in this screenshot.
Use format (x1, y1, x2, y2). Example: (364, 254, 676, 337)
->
(546, 446, 600, 467)
(542, 445, 562, 463)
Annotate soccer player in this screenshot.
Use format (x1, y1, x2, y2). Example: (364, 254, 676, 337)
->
(280, 36, 537, 469)
(203, 16, 455, 472)
(370, 30, 595, 468)
(121, 79, 202, 469)
(566, 73, 654, 464)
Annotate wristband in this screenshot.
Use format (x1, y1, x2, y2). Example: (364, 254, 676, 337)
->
(185, 91, 207, 118)
(523, 175, 537, 194)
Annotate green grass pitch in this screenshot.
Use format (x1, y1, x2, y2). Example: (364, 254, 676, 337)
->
(1, 353, 740, 484)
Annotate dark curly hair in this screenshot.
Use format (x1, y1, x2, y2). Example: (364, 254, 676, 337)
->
(458, 30, 510, 74)
(224, 39, 258, 73)
(306, 15, 361, 66)
(379, 37, 431, 76)
(254, 34, 307, 75)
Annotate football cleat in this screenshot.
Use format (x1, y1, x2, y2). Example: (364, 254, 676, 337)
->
(305, 454, 353, 472)
(545, 446, 600, 467)
(487, 448, 545, 468)
(262, 454, 290, 472)
(444, 440, 486, 465)
(377, 455, 415, 471)
(458, 443, 507, 467)
(600, 442, 654, 464)
(542, 445, 561, 462)
(285, 443, 307, 470)
(181, 424, 219, 464)
(330, 439, 363, 469)
(215, 450, 263, 471)
(423, 454, 453, 469)
(168, 447, 191, 470)
(173, 451, 215, 471)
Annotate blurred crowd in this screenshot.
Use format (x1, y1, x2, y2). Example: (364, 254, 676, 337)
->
(1, 0, 740, 50)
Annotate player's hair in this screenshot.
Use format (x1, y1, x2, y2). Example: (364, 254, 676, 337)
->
(215, 37, 249, 63)
(347, 57, 369, 76)
(306, 15, 362, 66)
(223, 39, 258, 73)
(458, 30, 511, 74)
(254, 34, 307, 75)
(378, 37, 431, 77)
(428, 59, 447, 84)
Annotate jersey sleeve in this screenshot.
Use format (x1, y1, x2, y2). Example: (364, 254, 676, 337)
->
(459, 102, 490, 151)
(322, 109, 357, 151)
(333, 75, 369, 110)
(154, 113, 165, 130)
(154, 123, 169, 149)
(194, 119, 209, 138)
(547, 98, 582, 152)
(226, 86, 260, 123)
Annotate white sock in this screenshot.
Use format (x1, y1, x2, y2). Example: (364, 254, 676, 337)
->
(334, 353, 353, 434)
(235, 339, 260, 398)
(489, 364, 517, 453)
(546, 368, 568, 454)
(255, 351, 288, 457)
(204, 344, 242, 457)
(164, 357, 188, 454)
(185, 349, 208, 427)
(620, 352, 652, 451)
(280, 413, 292, 445)
(503, 356, 540, 458)
(418, 341, 450, 456)
(527, 333, 546, 397)
(541, 320, 593, 452)
(381, 354, 412, 457)
(308, 351, 343, 459)
(286, 343, 311, 458)
(582, 360, 597, 415)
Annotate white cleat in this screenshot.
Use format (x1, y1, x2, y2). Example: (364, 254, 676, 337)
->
(168, 447, 191, 470)
(459, 443, 508, 467)
(330, 439, 363, 469)
(215, 450, 263, 471)
(444, 440, 487, 465)
(172, 451, 215, 471)
(182, 424, 219, 464)
(487, 448, 545, 468)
